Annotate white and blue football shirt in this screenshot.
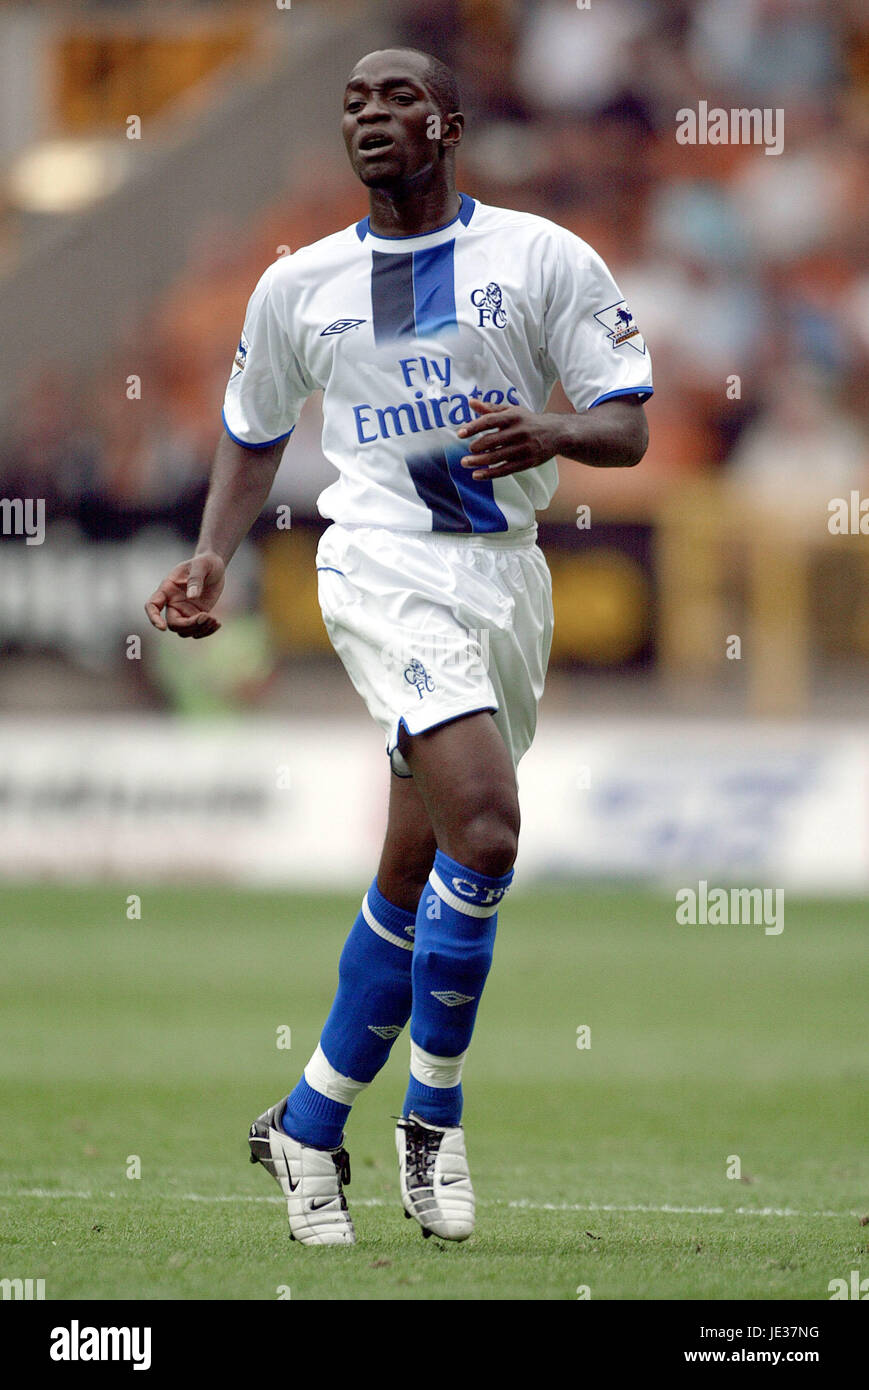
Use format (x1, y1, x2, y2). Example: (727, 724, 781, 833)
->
(222, 194, 652, 534)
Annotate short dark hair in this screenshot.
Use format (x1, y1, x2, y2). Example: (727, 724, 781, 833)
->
(390, 47, 461, 118)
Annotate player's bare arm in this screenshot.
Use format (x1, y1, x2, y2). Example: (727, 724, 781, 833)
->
(458, 394, 648, 479)
(144, 433, 283, 639)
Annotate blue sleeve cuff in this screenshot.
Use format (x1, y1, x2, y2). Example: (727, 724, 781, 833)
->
(221, 408, 294, 450)
(589, 386, 654, 408)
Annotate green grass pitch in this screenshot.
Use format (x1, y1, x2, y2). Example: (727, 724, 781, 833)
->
(1, 886, 866, 1301)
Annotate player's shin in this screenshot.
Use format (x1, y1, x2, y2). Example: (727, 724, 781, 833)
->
(281, 877, 416, 1148)
(403, 849, 513, 1126)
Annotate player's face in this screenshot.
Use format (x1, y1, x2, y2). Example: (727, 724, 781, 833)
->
(342, 52, 448, 189)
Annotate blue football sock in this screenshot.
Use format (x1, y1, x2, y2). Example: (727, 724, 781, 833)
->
(404, 849, 513, 1127)
(282, 877, 415, 1148)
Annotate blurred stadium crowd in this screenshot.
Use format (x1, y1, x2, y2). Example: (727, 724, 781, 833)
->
(2, 0, 867, 540)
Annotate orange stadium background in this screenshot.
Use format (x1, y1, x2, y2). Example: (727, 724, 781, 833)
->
(0, 0, 867, 889)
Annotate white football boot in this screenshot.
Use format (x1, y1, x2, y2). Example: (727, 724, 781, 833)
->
(396, 1112, 475, 1241)
(248, 1101, 355, 1246)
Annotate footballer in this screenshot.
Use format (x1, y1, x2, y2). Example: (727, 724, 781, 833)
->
(145, 49, 652, 1245)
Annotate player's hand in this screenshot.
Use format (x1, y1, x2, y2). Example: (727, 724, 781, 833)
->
(457, 398, 564, 479)
(144, 551, 226, 639)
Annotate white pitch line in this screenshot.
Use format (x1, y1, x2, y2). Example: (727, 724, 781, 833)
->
(507, 1199, 860, 1218)
(0, 1190, 861, 1219)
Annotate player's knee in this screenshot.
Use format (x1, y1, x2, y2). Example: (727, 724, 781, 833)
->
(454, 807, 519, 878)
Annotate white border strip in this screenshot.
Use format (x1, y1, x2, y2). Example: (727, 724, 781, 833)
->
(410, 1038, 467, 1089)
(362, 893, 414, 951)
(429, 869, 501, 919)
(304, 1043, 368, 1104)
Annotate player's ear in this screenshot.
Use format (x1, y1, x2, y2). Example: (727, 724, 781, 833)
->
(441, 111, 464, 149)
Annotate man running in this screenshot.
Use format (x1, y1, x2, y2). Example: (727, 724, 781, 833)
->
(145, 47, 652, 1246)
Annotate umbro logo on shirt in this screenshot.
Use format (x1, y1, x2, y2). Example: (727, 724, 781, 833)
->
(321, 318, 366, 336)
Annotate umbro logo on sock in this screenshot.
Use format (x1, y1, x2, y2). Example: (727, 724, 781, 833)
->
(431, 990, 475, 1007)
(367, 1024, 403, 1039)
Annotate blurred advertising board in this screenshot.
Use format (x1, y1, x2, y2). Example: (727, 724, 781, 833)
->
(0, 717, 864, 892)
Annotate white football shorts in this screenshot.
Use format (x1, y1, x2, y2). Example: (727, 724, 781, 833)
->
(315, 522, 554, 775)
